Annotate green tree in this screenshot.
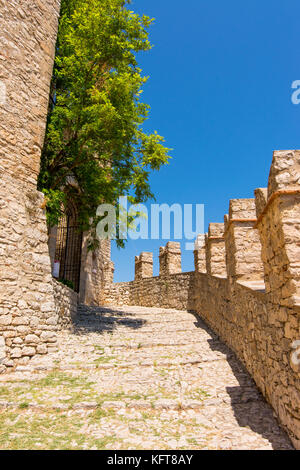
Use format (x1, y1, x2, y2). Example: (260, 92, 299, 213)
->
(38, 0, 170, 246)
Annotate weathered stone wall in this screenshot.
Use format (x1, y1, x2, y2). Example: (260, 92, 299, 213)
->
(159, 242, 182, 276)
(104, 273, 195, 311)
(194, 273, 300, 450)
(0, 0, 61, 370)
(103, 150, 300, 448)
(52, 279, 78, 327)
(135, 252, 153, 281)
(79, 238, 111, 306)
(205, 223, 227, 277)
(131, 272, 195, 310)
(224, 199, 264, 283)
(2, 0, 298, 442)
(192, 152, 300, 449)
(194, 234, 206, 273)
(103, 281, 133, 306)
(103, 242, 194, 310)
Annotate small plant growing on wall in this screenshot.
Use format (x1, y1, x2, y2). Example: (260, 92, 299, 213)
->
(58, 278, 75, 290)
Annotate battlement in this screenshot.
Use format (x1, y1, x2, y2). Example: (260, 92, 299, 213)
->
(159, 241, 182, 276)
(205, 223, 226, 277)
(194, 234, 206, 273)
(103, 150, 300, 448)
(135, 252, 153, 280)
(224, 198, 264, 283)
(1, 0, 299, 450)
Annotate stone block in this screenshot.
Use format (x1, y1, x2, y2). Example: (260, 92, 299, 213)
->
(206, 224, 226, 277)
(225, 198, 264, 282)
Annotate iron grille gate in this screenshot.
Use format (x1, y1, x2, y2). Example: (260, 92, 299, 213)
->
(54, 206, 83, 293)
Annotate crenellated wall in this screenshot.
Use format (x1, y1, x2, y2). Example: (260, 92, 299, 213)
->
(194, 234, 206, 273)
(159, 242, 182, 276)
(103, 242, 195, 310)
(0, 0, 61, 371)
(104, 150, 300, 449)
(224, 198, 264, 283)
(135, 252, 153, 280)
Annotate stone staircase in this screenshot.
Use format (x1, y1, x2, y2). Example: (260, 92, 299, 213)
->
(0, 304, 293, 450)
(72, 304, 292, 449)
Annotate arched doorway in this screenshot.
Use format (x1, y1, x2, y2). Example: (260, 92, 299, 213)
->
(54, 200, 83, 292)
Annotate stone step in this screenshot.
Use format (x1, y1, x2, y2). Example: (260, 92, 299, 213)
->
(75, 318, 200, 329)
(0, 303, 292, 451)
(81, 337, 219, 350)
(74, 326, 207, 336)
(77, 308, 197, 321)
(77, 305, 191, 315)
(31, 357, 227, 370)
(0, 390, 264, 412)
(76, 313, 198, 324)
(76, 316, 197, 326)
(73, 332, 219, 349)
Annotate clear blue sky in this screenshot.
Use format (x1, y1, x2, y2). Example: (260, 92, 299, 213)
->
(112, 0, 300, 282)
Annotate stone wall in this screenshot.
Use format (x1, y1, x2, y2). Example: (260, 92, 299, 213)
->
(103, 242, 195, 311)
(159, 242, 182, 276)
(1, 0, 300, 449)
(0, 0, 61, 370)
(52, 279, 78, 327)
(224, 198, 264, 283)
(78, 238, 112, 306)
(104, 150, 300, 449)
(135, 252, 153, 280)
(194, 272, 300, 450)
(104, 281, 133, 307)
(104, 273, 195, 311)
(194, 234, 206, 273)
(205, 223, 227, 277)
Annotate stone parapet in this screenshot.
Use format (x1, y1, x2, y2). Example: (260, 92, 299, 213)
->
(254, 188, 268, 219)
(159, 242, 181, 276)
(103, 273, 195, 311)
(255, 150, 300, 308)
(194, 234, 206, 273)
(135, 252, 153, 281)
(52, 279, 78, 327)
(205, 223, 227, 277)
(101, 149, 300, 448)
(79, 238, 112, 306)
(194, 273, 300, 449)
(224, 199, 264, 282)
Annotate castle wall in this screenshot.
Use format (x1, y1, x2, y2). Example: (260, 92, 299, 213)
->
(205, 223, 227, 277)
(193, 272, 300, 450)
(135, 252, 153, 281)
(1, 0, 300, 449)
(52, 279, 78, 327)
(194, 234, 206, 273)
(78, 238, 111, 306)
(0, 0, 61, 370)
(105, 272, 195, 310)
(104, 241, 194, 311)
(102, 150, 300, 448)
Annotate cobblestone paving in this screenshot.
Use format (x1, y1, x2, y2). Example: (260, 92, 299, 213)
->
(0, 305, 293, 450)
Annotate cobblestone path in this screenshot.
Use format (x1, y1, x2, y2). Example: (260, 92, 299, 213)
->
(0, 305, 293, 450)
